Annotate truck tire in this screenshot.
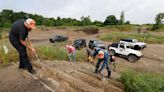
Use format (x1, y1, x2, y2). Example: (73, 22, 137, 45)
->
(108, 45, 111, 51)
(110, 50, 116, 56)
(49, 39, 54, 43)
(128, 54, 138, 62)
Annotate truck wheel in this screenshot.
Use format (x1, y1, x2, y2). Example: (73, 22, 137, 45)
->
(110, 50, 116, 56)
(128, 54, 138, 62)
(49, 39, 55, 43)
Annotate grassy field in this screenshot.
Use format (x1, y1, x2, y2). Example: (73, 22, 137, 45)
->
(101, 25, 138, 31)
(119, 70, 164, 92)
(99, 31, 164, 44)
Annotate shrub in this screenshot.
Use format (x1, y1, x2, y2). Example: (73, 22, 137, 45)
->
(119, 70, 164, 92)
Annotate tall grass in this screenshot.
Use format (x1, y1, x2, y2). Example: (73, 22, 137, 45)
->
(99, 31, 164, 44)
(0, 31, 18, 64)
(0, 28, 9, 39)
(37, 45, 68, 61)
(119, 70, 164, 92)
(0, 48, 18, 64)
(36, 45, 87, 62)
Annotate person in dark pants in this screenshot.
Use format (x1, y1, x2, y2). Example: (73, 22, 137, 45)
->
(86, 48, 94, 63)
(93, 48, 111, 78)
(9, 18, 36, 74)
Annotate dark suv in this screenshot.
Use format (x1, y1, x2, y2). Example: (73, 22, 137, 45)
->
(73, 39, 86, 49)
(88, 40, 105, 50)
(49, 35, 68, 43)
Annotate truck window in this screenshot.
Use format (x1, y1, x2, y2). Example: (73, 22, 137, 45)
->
(127, 46, 130, 48)
(120, 45, 125, 49)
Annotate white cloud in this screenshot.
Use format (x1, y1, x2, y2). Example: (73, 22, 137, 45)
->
(0, 0, 164, 24)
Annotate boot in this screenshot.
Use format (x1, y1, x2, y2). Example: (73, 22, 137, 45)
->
(94, 68, 98, 74)
(107, 71, 111, 78)
(28, 69, 37, 74)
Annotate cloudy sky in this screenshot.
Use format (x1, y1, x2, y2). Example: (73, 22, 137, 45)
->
(0, 0, 163, 24)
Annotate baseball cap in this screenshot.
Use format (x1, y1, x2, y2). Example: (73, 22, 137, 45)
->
(25, 18, 36, 29)
(98, 51, 104, 59)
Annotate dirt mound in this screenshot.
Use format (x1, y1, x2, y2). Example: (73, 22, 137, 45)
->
(34, 61, 124, 92)
(76, 27, 99, 34)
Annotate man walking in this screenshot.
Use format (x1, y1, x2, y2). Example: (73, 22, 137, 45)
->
(9, 18, 37, 74)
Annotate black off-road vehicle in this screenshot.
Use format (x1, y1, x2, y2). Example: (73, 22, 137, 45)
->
(88, 40, 105, 50)
(49, 35, 68, 43)
(73, 39, 86, 49)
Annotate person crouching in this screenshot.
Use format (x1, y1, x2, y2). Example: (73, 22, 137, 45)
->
(93, 48, 111, 79)
(65, 45, 76, 62)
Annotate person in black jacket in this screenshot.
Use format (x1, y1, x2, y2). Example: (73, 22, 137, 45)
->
(9, 18, 37, 74)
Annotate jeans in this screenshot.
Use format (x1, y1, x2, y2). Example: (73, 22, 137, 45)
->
(95, 59, 110, 73)
(69, 51, 76, 62)
(9, 37, 33, 71)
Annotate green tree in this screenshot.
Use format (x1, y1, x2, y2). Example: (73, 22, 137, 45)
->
(53, 17, 63, 26)
(29, 14, 45, 25)
(45, 18, 55, 26)
(152, 13, 164, 30)
(125, 21, 130, 25)
(80, 16, 92, 26)
(104, 15, 118, 25)
(92, 20, 103, 27)
(12, 12, 27, 22)
(119, 11, 125, 25)
(0, 9, 14, 27)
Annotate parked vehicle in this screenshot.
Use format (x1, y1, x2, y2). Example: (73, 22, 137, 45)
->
(89, 40, 105, 50)
(49, 35, 68, 43)
(108, 42, 143, 62)
(120, 38, 147, 50)
(73, 39, 86, 49)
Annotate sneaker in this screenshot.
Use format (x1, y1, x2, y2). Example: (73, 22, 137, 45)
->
(28, 69, 37, 74)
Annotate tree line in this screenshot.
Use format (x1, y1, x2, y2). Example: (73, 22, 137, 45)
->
(0, 9, 130, 28)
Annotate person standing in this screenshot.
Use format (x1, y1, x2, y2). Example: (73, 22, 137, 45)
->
(9, 18, 37, 74)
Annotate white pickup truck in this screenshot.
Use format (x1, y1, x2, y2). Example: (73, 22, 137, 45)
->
(108, 42, 143, 62)
(120, 39, 147, 50)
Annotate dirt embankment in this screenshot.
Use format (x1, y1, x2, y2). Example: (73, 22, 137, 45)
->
(0, 61, 124, 92)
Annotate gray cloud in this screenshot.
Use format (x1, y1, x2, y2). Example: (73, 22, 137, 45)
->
(0, 0, 164, 24)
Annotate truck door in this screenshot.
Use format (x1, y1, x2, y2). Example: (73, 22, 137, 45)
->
(118, 44, 126, 55)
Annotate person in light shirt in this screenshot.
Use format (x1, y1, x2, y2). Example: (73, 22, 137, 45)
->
(65, 45, 76, 62)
